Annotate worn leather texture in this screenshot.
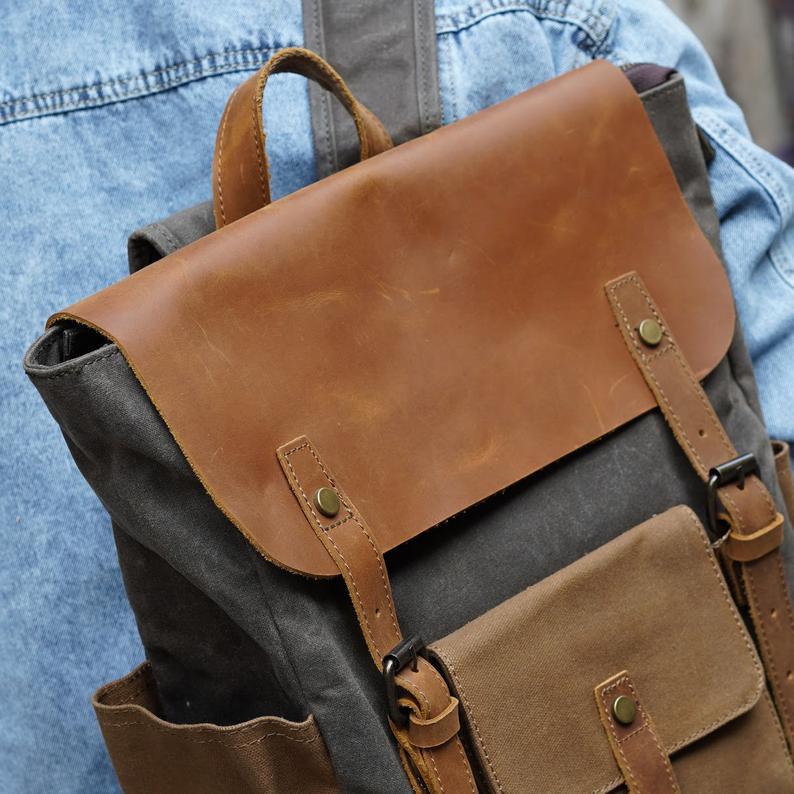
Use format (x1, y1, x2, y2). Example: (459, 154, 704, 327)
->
(94, 662, 339, 794)
(430, 506, 794, 793)
(49, 61, 734, 577)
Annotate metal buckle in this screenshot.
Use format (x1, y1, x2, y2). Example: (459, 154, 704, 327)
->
(382, 635, 425, 727)
(706, 453, 759, 540)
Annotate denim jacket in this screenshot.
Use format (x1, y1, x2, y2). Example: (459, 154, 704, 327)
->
(2, 1, 793, 791)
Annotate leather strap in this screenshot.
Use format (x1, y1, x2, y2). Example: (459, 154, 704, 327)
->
(212, 47, 393, 228)
(277, 436, 476, 794)
(595, 671, 681, 794)
(605, 271, 794, 750)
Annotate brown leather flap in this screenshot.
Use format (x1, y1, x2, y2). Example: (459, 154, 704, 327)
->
(50, 61, 734, 576)
(429, 506, 765, 794)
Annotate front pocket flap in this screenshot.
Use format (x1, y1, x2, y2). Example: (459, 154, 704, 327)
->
(429, 506, 764, 794)
(93, 663, 339, 794)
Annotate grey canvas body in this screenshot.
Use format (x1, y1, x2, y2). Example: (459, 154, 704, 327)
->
(25, 75, 794, 792)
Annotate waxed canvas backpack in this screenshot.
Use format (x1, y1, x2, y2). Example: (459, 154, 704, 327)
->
(25, 45, 794, 793)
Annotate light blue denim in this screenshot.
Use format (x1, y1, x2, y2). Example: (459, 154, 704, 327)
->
(2, 1, 793, 791)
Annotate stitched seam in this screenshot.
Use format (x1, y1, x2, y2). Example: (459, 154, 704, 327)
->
(611, 274, 733, 455)
(352, 514, 401, 638)
(433, 648, 505, 793)
(0, 46, 288, 125)
(97, 663, 151, 700)
(607, 275, 732, 476)
(150, 222, 181, 255)
(399, 681, 431, 715)
(102, 723, 320, 748)
(593, 777, 623, 794)
(311, 0, 337, 176)
(600, 677, 679, 794)
(110, 680, 152, 706)
(251, 71, 270, 205)
(745, 560, 793, 736)
(435, 0, 614, 49)
(281, 442, 398, 635)
(104, 715, 314, 738)
(455, 735, 477, 794)
(31, 347, 122, 380)
(215, 85, 237, 226)
(282, 446, 383, 659)
(415, 0, 431, 133)
(761, 688, 794, 776)
(608, 274, 779, 535)
(667, 508, 764, 751)
(696, 110, 792, 220)
(284, 442, 400, 657)
(428, 751, 446, 793)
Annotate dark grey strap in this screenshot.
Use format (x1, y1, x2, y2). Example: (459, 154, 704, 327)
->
(302, 0, 442, 177)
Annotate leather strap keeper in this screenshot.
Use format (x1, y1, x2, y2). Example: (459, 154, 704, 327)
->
(407, 696, 461, 749)
(724, 512, 785, 562)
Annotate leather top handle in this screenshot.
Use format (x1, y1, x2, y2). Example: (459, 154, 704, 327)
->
(212, 47, 393, 228)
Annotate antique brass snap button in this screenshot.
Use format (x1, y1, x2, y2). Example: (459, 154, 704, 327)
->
(314, 487, 340, 518)
(638, 318, 663, 347)
(612, 695, 637, 726)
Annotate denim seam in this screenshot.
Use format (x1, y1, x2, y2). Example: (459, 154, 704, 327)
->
(695, 110, 792, 220)
(771, 238, 794, 290)
(0, 44, 295, 126)
(435, 0, 616, 52)
(695, 109, 794, 291)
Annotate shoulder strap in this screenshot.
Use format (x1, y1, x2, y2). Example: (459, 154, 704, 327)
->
(302, 0, 442, 177)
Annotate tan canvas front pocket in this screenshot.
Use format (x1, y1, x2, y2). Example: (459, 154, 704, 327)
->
(93, 663, 339, 794)
(430, 506, 794, 793)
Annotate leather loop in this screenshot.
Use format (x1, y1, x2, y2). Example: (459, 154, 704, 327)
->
(212, 47, 392, 227)
(408, 696, 461, 749)
(724, 513, 785, 562)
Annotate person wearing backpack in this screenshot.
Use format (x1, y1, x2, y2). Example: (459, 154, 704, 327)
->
(4, 1, 794, 792)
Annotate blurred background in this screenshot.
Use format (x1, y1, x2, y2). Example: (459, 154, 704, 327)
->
(668, 0, 794, 162)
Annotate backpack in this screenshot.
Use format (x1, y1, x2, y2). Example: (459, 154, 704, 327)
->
(25, 46, 794, 793)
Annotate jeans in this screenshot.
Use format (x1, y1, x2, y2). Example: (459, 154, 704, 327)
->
(2, 1, 794, 791)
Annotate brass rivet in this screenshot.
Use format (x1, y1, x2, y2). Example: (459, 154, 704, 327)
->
(638, 318, 663, 347)
(612, 695, 637, 726)
(314, 487, 340, 518)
